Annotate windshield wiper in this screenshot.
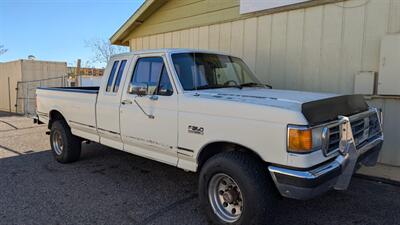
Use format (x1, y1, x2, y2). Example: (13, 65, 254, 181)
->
(240, 82, 272, 89)
(195, 85, 241, 90)
(194, 83, 272, 90)
(240, 82, 263, 87)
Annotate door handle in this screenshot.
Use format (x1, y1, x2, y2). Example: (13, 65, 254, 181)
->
(121, 99, 132, 105)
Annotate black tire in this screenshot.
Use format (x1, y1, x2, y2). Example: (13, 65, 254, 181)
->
(50, 120, 81, 163)
(199, 151, 278, 225)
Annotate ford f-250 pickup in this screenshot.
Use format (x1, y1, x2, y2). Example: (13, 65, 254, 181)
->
(35, 49, 383, 225)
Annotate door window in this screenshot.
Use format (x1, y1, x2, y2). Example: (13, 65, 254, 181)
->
(106, 60, 119, 92)
(130, 57, 173, 96)
(157, 66, 174, 96)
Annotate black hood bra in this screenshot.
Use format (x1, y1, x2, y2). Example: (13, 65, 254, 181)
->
(301, 95, 369, 126)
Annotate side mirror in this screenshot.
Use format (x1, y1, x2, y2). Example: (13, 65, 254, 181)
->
(128, 83, 148, 96)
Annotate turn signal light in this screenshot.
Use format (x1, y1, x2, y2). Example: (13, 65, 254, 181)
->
(288, 127, 313, 153)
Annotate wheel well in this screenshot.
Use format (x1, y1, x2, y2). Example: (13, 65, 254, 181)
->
(197, 142, 266, 171)
(48, 110, 67, 129)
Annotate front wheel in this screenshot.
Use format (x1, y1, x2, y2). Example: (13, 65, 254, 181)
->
(199, 151, 278, 225)
(50, 120, 81, 163)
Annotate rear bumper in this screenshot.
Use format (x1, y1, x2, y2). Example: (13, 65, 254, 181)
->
(268, 134, 383, 200)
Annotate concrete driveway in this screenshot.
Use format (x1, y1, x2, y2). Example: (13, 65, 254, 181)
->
(0, 112, 399, 225)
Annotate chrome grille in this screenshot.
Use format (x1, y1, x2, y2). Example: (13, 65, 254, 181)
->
(323, 111, 381, 156)
(352, 118, 368, 146)
(368, 113, 381, 138)
(326, 126, 340, 154)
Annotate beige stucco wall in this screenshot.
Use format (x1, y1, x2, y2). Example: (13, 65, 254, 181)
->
(367, 97, 400, 166)
(19, 60, 67, 115)
(0, 61, 22, 113)
(127, 0, 400, 166)
(21, 60, 67, 82)
(0, 60, 67, 114)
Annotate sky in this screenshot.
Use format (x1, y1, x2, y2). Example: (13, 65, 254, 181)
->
(0, 0, 145, 67)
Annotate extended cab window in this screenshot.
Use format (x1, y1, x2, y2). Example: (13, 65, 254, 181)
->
(106, 61, 119, 92)
(113, 60, 127, 92)
(130, 57, 173, 96)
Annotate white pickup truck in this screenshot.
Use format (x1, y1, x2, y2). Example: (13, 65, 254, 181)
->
(35, 49, 383, 225)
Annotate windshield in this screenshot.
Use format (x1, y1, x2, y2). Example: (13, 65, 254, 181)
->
(171, 53, 263, 90)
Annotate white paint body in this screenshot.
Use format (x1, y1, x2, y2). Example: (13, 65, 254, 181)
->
(36, 49, 341, 172)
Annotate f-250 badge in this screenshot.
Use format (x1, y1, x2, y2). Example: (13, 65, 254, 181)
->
(188, 125, 204, 135)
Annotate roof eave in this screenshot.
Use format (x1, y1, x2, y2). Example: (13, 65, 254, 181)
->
(110, 0, 166, 46)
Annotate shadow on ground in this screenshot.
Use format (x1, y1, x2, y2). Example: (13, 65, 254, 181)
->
(0, 111, 21, 118)
(0, 143, 399, 225)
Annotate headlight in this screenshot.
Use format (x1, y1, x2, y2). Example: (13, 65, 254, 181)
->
(287, 125, 322, 153)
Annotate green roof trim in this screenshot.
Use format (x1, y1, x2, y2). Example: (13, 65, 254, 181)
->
(110, 0, 167, 46)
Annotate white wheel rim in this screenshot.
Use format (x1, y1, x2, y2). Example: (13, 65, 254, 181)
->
(208, 173, 244, 223)
(52, 130, 63, 155)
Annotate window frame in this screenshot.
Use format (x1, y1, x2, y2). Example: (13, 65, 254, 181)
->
(128, 56, 174, 97)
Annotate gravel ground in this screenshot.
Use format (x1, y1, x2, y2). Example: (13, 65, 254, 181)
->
(0, 112, 400, 225)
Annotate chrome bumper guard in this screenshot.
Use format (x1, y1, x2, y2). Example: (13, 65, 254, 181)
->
(268, 113, 384, 200)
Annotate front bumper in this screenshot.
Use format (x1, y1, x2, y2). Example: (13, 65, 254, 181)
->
(268, 115, 384, 200)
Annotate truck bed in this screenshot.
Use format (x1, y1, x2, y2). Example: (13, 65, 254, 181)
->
(36, 86, 100, 142)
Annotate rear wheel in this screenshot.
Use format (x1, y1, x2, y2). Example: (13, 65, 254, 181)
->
(199, 151, 278, 225)
(50, 120, 81, 163)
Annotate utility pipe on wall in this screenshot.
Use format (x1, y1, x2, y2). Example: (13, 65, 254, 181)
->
(7, 77, 11, 112)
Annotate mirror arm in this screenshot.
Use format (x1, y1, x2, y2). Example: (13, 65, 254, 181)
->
(133, 97, 155, 119)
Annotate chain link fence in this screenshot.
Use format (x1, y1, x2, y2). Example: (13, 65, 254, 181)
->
(16, 76, 67, 116)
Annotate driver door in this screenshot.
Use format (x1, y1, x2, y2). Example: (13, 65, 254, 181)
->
(119, 55, 178, 166)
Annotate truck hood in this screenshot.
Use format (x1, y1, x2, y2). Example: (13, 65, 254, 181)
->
(191, 87, 338, 111)
(189, 87, 369, 125)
